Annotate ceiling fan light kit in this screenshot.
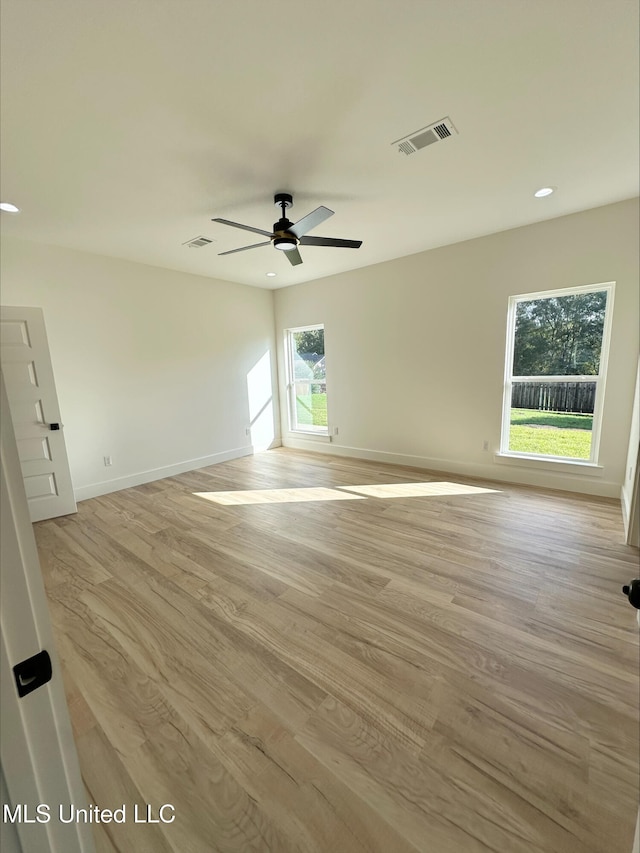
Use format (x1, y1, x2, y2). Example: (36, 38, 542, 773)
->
(273, 237, 298, 251)
(212, 192, 362, 267)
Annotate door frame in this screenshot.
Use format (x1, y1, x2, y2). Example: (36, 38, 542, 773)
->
(1, 372, 94, 853)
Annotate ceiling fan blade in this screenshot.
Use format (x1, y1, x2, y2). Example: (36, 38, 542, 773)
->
(218, 241, 271, 256)
(298, 236, 362, 249)
(212, 218, 273, 238)
(290, 206, 334, 238)
(285, 247, 303, 266)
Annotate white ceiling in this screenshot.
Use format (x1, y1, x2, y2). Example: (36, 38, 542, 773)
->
(1, 1, 638, 290)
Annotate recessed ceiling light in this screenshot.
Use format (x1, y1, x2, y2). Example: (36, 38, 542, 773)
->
(534, 187, 555, 198)
(266, 272, 277, 277)
(0, 202, 20, 213)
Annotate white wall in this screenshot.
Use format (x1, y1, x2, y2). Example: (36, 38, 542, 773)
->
(275, 199, 639, 498)
(1, 238, 280, 499)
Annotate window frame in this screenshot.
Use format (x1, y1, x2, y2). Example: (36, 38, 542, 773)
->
(500, 281, 615, 465)
(284, 323, 329, 436)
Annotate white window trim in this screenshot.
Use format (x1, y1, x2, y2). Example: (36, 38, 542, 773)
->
(500, 281, 615, 467)
(284, 324, 329, 436)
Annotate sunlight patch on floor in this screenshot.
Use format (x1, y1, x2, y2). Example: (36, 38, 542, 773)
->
(193, 487, 367, 505)
(337, 482, 501, 498)
(194, 481, 500, 505)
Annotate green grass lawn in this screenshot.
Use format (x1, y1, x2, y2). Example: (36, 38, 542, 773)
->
(295, 392, 328, 428)
(509, 408, 593, 459)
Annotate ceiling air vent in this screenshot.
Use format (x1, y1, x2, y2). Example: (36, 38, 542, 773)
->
(392, 116, 457, 156)
(182, 236, 214, 248)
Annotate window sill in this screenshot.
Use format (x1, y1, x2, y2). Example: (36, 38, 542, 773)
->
(287, 430, 330, 443)
(494, 452, 603, 476)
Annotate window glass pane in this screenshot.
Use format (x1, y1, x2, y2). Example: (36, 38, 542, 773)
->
(294, 380, 327, 430)
(513, 291, 607, 376)
(508, 382, 594, 459)
(288, 327, 328, 433)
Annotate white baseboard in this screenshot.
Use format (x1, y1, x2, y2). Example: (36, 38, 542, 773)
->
(74, 444, 257, 502)
(282, 437, 622, 498)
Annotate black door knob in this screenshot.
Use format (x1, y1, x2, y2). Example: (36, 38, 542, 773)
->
(622, 579, 640, 609)
(48, 423, 60, 430)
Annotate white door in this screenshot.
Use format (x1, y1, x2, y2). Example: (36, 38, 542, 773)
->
(1, 373, 94, 853)
(0, 306, 76, 521)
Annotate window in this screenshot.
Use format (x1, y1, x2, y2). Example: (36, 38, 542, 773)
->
(501, 282, 614, 463)
(284, 325, 328, 434)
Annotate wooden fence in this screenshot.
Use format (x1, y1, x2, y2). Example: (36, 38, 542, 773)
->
(512, 382, 596, 414)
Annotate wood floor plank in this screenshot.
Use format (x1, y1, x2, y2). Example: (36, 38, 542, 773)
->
(33, 448, 639, 852)
(76, 724, 175, 853)
(128, 713, 299, 853)
(78, 578, 256, 739)
(223, 704, 422, 853)
(36, 520, 113, 590)
(298, 694, 553, 853)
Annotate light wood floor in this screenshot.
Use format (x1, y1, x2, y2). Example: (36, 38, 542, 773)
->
(34, 449, 639, 853)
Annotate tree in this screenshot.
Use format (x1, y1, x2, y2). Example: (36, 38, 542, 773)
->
(293, 329, 324, 356)
(513, 292, 607, 376)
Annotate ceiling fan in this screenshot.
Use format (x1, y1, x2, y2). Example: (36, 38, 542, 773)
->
(212, 193, 362, 266)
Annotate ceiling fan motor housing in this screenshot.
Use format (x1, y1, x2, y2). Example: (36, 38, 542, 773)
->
(273, 219, 294, 232)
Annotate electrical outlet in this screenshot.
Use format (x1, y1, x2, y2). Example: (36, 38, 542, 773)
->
(333, 427, 339, 436)
(483, 440, 489, 451)
(103, 455, 112, 467)
(245, 428, 251, 436)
